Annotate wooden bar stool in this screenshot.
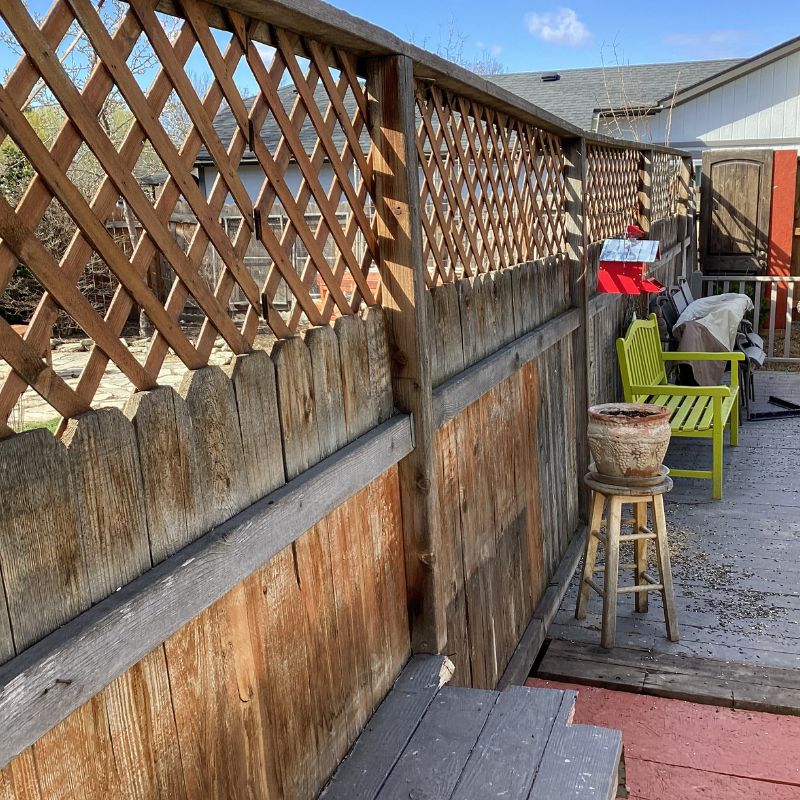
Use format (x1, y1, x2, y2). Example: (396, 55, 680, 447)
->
(576, 473, 679, 649)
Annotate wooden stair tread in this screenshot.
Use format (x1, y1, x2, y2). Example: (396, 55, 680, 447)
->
(539, 639, 800, 716)
(322, 655, 623, 800)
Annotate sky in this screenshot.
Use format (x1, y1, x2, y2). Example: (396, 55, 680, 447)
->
(333, 1, 800, 73)
(1, 1, 798, 87)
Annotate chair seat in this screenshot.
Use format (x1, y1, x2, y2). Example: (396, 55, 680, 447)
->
(639, 391, 737, 433)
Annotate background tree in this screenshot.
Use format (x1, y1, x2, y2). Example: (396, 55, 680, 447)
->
(411, 17, 506, 76)
(0, 1, 210, 334)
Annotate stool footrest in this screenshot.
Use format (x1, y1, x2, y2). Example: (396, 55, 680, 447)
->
(583, 577, 604, 597)
(618, 583, 663, 593)
(591, 530, 656, 544)
(595, 563, 641, 572)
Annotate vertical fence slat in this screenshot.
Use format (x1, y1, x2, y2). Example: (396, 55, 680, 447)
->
(564, 137, 590, 518)
(637, 149, 654, 235)
(228, 350, 285, 505)
(124, 386, 201, 563)
(62, 409, 151, 602)
(785, 282, 795, 359)
(769, 281, 778, 358)
(0, 430, 88, 655)
(367, 53, 446, 654)
(754, 281, 762, 335)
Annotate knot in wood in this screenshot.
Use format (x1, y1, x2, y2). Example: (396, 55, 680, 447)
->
(416, 476, 431, 492)
(392, 350, 408, 367)
(418, 551, 436, 569)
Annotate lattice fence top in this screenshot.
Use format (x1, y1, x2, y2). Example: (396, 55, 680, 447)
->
(0, 0, 379, 434)
(415, 83, 567, 286)
(651, 151, 682, 223)
(585, 144, 641, 243)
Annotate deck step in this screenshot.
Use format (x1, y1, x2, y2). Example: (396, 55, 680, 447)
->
(322, 654, 622, 800)
(539, 639, 800, 716)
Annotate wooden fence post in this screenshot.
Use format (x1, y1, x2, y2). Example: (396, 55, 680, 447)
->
(684, 157, 699, 278)
(563, 137, 590, 520)
(638, 149, 654, 235)
(678, 156, 691, 278)
(366, 54, 447, 654)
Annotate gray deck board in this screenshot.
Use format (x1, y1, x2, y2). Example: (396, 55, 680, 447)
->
(450, 686, 574, 800)
(375, 686, 496, 800)
(324, 662, 621, 800)
(544, 370, 800, 702)
(531, 724, 622, 800)
(320, 655, 449, 800)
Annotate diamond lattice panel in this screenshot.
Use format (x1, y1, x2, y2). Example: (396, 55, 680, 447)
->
(0, 0, 378, 433)
(586, 144, 641, 243)
(415, 83, 567, 286)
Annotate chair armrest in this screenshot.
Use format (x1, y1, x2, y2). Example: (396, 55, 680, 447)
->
(662, 351, 745, 362)
(630, 384, 732, 398)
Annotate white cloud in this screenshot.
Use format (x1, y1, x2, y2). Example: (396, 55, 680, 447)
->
(663, 30, 750, 57)
(477, 40, 505, 56)
(525, 8, 591, 47)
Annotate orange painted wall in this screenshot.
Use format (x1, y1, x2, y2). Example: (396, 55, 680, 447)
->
(768, 150, 798, 327)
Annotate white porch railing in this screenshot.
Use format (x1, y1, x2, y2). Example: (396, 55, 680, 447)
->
(694, 274, 800, 364)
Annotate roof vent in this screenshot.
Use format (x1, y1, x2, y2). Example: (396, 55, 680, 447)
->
(541, 73, 561, 82)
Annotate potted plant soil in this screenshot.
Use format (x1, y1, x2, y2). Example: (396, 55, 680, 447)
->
(587, 403, 671, 482)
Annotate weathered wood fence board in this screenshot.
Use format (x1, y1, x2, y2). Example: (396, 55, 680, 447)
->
(0, 312, 413, 799)
(0, 0, 694, 793)
(428, 259, 580, 689)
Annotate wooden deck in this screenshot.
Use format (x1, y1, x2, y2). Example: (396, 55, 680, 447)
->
(539, 370, 800, 710)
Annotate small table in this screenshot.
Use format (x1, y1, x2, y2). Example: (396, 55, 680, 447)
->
(576, 473, 679, 649)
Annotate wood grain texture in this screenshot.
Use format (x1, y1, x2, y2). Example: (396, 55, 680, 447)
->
(227, 350, 285, 504)
(274, 331, 348, 783)
(498, 527, 586, 690)
(429, 282, 464, 386)
(0, 429, 88, 655)
(180, 366, 251, 526)
(320, 655, 453, 800)
(435, 420, 471, 687)
(367, 54, 446, 654)
(124, 387, 201, 564)
(432, 307, 581, 428)
(0, 413, 413, 769)
(361, 306, 394, 423)
(531, 722, 622, 800)
(375, 686, 495, 800)
(450, 686, 570, 799)
(61, 409, 151, 603)
(564, 138, 591, 519)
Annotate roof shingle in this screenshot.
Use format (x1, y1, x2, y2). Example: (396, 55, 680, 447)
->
(488, 59, 742, 130)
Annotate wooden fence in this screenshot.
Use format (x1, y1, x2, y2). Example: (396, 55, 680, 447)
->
(0, 0, 693, 796)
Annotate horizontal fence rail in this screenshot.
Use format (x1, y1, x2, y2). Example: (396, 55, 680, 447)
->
(699, 274, 800, 363)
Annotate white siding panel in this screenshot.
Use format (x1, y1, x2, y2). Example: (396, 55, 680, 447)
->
(785, 51, 800, 138)
(623, 50, 800, 148)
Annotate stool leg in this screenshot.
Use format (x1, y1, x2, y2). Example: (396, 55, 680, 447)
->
(601, 496, 621, 649)
(652, 494, 679, 642)
(576, 491, 605, 620)
(634, 501, 649, 613)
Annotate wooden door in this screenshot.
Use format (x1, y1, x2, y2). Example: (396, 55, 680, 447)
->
(701, 149, 772, 274)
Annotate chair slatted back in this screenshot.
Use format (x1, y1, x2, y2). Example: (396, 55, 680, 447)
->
(616, 314, 667, 401)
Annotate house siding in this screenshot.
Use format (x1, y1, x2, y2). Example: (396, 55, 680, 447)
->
(601, 49, 800, 155)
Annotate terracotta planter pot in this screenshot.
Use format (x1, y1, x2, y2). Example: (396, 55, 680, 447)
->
(587, 402, 671, 480)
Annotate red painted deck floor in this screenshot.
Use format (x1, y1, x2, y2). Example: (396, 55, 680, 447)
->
(526, 678, 800, 799)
